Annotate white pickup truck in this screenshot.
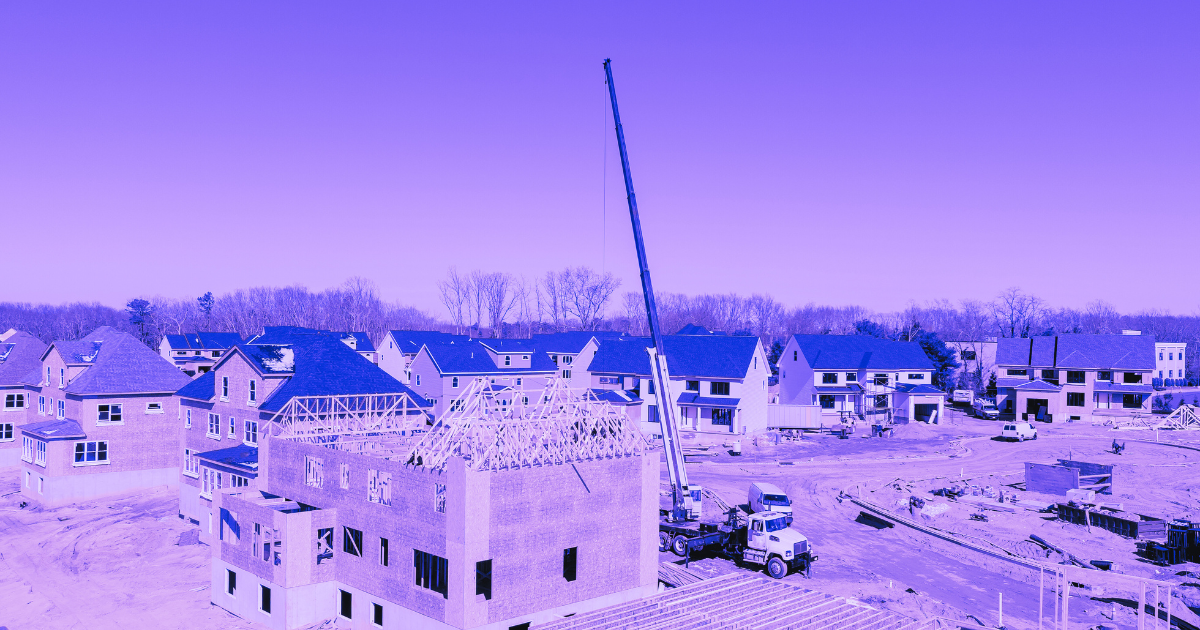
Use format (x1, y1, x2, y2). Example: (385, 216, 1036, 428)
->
(973, 398, 1000, 420)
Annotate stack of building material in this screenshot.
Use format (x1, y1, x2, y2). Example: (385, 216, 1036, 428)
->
(536, 572, 928, 630)
(657, 561, 708, 588)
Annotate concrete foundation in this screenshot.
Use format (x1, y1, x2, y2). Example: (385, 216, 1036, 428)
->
(19, 463, 179, 507)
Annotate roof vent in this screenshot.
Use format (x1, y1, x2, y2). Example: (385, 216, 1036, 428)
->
(1121, 330, 1142, 336)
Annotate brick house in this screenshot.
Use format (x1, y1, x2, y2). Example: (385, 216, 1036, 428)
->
(158, 331, 245, 376)
(176, 333, 428, 540)
(777, 335, 945, 424)
(994, 334, 1155, 423)
(0, 330, 48, 466)
(17, 326, 192, 506)
(583, 333, 770, 437)
(407, 340, 557, 419)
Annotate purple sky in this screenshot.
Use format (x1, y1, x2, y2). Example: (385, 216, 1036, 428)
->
(2, 2, 1197, 317)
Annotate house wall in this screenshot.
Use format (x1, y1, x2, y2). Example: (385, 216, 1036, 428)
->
(0, 384, 32, 465)
(376, 334, 409, 382)
(777, 338, 816, 406)
(1155, 342, 1188, 381)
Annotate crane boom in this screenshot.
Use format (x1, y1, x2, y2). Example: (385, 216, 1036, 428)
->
(603, 59, 693, 522)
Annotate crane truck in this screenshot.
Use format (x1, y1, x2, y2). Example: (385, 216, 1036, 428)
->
(603, 59, 815, 579)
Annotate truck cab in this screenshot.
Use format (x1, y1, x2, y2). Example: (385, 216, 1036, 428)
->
(741, 512, 813, 579)
(748, 482, 793, 524)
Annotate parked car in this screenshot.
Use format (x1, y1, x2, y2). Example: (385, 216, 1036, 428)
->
(973, 398, 1000, 420)
(1001, 422, 1037, 442)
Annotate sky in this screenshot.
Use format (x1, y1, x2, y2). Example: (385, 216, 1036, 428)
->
(2, 2, 1198, 318)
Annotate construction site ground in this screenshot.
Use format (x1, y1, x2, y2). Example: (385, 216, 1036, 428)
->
(662, 409, 1200, 629)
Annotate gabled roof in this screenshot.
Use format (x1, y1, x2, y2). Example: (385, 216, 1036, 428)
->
(1093, 382, 1154, 394)
(588, 389, 642, 406)
(531, 331, 626, 354)
(789, 335, 933, 371)
(163, 332, 244, 351)
(477, 339, 541, 354)
(1013, 379, 1061, 392)
(676, 324, 716, 336)
(245, 326, 333, 345)
(586, 335, 761, 379)
(676, 393, 740, 408)
(341, 332, 375, 352)
(895, 383, 946, 395)
(996, 335, 1156, 370)
(386, 331, 469, 355)
(0, 331, 47, 387)
(43, 329, 192, 395)
(196, 443, 259, 472)
(21, 419, 86, 440)
(176, 370, 217, 401)
(421, 341, 558, 375)
(257, 336, 430, 412)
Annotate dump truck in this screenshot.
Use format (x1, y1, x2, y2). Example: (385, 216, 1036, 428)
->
(658, 508, 816, 579)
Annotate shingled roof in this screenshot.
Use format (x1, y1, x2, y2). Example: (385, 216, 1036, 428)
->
(530, 331, 626, 354)
(422, 341, 558, 375)
(586, 335, 761, 379)
(996, 335, 1155, 370)
(386, 331, 469, 354)
(162, 332, 244, 351)
(36, 328, 193, 395)
(0, 331, 47, 387)
(790, 335, 934, 371)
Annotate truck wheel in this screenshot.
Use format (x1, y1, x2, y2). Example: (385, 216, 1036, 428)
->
(1018, 435, 1025, 442)
(659, 532, 671, 553)
(766, 557, 788, 579)
(671, 535, 689, 557)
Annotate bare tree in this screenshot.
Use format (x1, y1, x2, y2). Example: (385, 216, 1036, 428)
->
(561, 267, 620, 331)
(478, 272, 519, 338)
(539, 271, 568, 332)
(991, 287, 1044, 338)
(437, 268, 471, 335)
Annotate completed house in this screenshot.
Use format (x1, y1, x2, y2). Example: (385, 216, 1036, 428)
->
(584, 333, 770, 437)
(159, 332, 245, 376)
(1154, 341, 1188, 385)
(175, 332, 428, 540)
(0, 329, 48, 466)
(376, 331, 469, 384)
(407, 340, 557, 419)
(531, 331, 627, 390)
(995, 334, 1155, 423)
(777, 335, 945, 424)
(18, 326, 192, 506)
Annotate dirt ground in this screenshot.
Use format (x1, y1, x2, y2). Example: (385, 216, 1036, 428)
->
(662, 409, 1200, 629)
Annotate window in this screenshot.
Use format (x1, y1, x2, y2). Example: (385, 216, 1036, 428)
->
(415, 375, 421, 386)
(685, 380, 699, 392)
(1067, 392, 1085, 407)
(98, 404, 122, 423)
(38, 396, 45, 415)
(516, 377, 522, 386)
(305, 456, 324, 488)
(343, 527, 364, 556)
(146, 402, 163, 413)
(248, 380, 257, 404)
(821, 373, 838, 384)
(1098, 371, 1112, 381)
(340, 463, 351, 490)
(183, 449, 199, 476)
(373, 603, 383, 627)
(1041, 370, 1057, 382)
(476, 560, 492, 600)
(875, 394, 888, 409)
(452, 377, 459, 388)
(46, 366, 51, 385)
(1067, 371, 1085, 384)
(380, 537, 390, 567)
(1122, 394, 1143, 409)
(562, 370, 572, 379)
(845, 372, 857, 382)
(1006, 369, 1028, 376)
(1123, 372, 1143, 384)
(73, 440, 108, 465)
(185, 409, 192, 428)
(793, 351, 797, 361)
(22, 436, 33, 462)
(1160, 352, 1164, 360)
(368, 469, 392, 506)
(260, 585, 271, 614)
(1169, 370, 1174, 378)
(563, 547, 577, 582)
(1169, 353, 1174, 360)
(960, 350, 977, 361)
(710, 382, 731, 395)
(35, 441, 46, 466)
(228, 417, 236, 438)
(874, 374, 889, 386)
(340, 589, 352, 619)
(226, 569, 237, 595)
(907, 374, 925, 380)
(647, 405, 660, 423)
(504, 355, 511, 366)
(221, 376, 229, 400)
(4, 393, 25, 409)
(0, 423, 12, 442)
(414, 549, 449, 598)
(212, 350, 221, 358)
(434, 483, 446, 513)
(244, 420, 258, 445)
(208, 413, 220, 437)
(59, 368, 65, 387)
(37, 476, 43, 494)
(56, 400, 65, 419)
(711, 408, 733, 426)
(524, 355, 531, 361)
(819, 395, 835, 409)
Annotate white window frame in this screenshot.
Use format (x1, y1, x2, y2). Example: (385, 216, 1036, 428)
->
(185, 408, 192, 429)
(98, 403, 123, 424)
(59, 368, 65, 388)
(228, 417, 237, 438)
(248, 379, 257, 405)
(36, 440, 47, 466)
(244, 420, 258, 446)
(72, 440, 108, 466)
(221, 376, 229, 401)
(208, 413, 221, 439)
(4, 393, 25, 410)
(22, 436, 33, 463)
(415, 374, 421, 386)
(38, 396, 45, 415)
(0, 422, 13, 442)
(146, 401, 164, 414)
(46, 366, 51, 386)
(56, 399, 65, 419)
(183, 448, 200, 477)
(452, 377, 458, 388)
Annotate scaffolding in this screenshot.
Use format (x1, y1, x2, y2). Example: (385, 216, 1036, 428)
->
(405, 377, 646, 473)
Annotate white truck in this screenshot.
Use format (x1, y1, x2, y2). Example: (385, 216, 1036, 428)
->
(952, 390, 974, 405)
(973, 398, 1000, 420)
(1001, 422, 1037, 441)
(660, 509, 815, 579)
(748, 482, 793, 524)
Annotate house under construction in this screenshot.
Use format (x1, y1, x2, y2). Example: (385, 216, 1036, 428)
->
(210, 377, 658, 630)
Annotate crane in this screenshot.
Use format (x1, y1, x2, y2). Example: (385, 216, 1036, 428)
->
(603, 59, 696, 523)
